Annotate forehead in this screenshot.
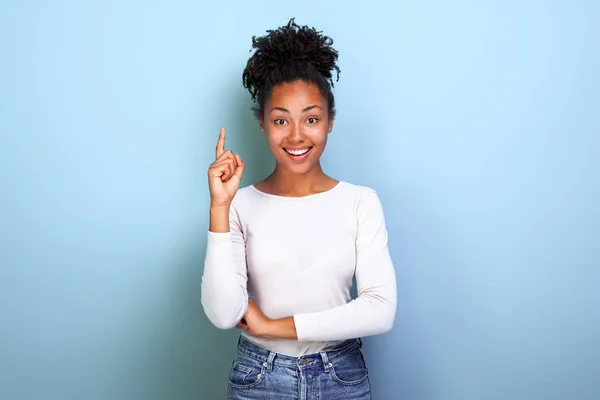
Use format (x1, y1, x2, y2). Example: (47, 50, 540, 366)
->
(268, 81, 325, 109)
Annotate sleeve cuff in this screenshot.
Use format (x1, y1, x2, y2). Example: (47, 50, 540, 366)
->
(292, 314, 311, 341)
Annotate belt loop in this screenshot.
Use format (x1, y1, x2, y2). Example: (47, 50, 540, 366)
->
(320, 351, 332, 373)
(265, 351, 276, 372)
(358, 337, 363, 348)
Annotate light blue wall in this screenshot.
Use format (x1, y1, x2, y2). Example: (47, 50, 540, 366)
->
(1, 1, 598, 399)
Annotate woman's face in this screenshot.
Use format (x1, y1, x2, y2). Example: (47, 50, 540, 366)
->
(260, 80, 333, 176)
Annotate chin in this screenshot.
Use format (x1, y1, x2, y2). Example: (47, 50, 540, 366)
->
(279, 161, 318, 176)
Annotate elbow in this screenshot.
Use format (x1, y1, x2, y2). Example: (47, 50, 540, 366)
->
(371, 298, 397, 335)
(377, 286, 397, 334)
(201, 286, 247, 330)
(202, 298, 246, 330)
(205, 312, 239, 330)
(379, 309, 395, 334)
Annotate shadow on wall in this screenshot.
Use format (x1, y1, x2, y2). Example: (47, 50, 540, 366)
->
(120, 88, 273, 400)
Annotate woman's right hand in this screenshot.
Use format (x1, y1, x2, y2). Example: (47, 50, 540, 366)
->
(208, 127, 245, 208)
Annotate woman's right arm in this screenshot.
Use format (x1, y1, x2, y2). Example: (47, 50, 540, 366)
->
(201, 127, 247, 329)
(201, 204, 248, 329)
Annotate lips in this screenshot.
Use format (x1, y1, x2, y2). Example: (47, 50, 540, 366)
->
(285, 147, 311, 156)
(283, 146, 313, 161)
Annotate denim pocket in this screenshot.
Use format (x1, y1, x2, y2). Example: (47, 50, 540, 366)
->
(329, 351, 369, 386)
(228, 358, 265, 389)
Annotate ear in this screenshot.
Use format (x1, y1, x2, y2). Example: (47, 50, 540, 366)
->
(259, 116, 266, 134)
(327, 117, 334, 134)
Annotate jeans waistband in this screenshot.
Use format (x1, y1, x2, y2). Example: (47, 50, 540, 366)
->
(236, 335, 363, 371)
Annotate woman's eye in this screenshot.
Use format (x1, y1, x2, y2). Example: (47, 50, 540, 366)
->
(307, 117, 318, 124)
(274, 119, 286, 125)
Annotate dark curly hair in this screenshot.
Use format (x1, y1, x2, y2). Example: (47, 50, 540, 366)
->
(242, 18, 341, 119)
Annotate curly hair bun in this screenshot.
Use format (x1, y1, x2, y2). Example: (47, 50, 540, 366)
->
(242, 18, 341, 117)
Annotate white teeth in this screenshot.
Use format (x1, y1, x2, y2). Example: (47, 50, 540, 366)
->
(286, 148, 310, 156)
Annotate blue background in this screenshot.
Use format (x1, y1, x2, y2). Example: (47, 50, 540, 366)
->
(1, 1, 598, 399)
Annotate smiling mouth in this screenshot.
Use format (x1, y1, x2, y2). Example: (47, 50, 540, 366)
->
(284, 147, 312, 156)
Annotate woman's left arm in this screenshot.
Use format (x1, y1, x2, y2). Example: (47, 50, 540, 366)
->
(241, 189, 397, 341)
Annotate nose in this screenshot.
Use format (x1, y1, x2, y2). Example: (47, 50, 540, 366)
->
(287, 121, 306, 144)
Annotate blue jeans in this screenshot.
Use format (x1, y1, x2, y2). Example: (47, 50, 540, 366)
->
(227, 335, 371, 399)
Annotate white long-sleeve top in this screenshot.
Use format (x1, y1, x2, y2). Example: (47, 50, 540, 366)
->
(201, 181, 397, 356)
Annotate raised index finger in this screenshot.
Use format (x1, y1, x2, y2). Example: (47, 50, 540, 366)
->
(215, 127, 226, 159)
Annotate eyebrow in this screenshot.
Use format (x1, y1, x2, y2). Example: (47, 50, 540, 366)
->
(270, 105, 322, 113)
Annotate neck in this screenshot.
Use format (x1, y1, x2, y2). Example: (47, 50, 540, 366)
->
(264, 164, 335, 197)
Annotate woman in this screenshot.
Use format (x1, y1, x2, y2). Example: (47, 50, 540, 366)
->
(201, 18, 397, 399)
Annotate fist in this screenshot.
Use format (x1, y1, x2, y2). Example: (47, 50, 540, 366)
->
(236, 299, 271, 338)
(208, 128, 245, 208)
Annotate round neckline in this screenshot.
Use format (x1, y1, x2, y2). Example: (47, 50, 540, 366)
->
(249, 181, 345, 200)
